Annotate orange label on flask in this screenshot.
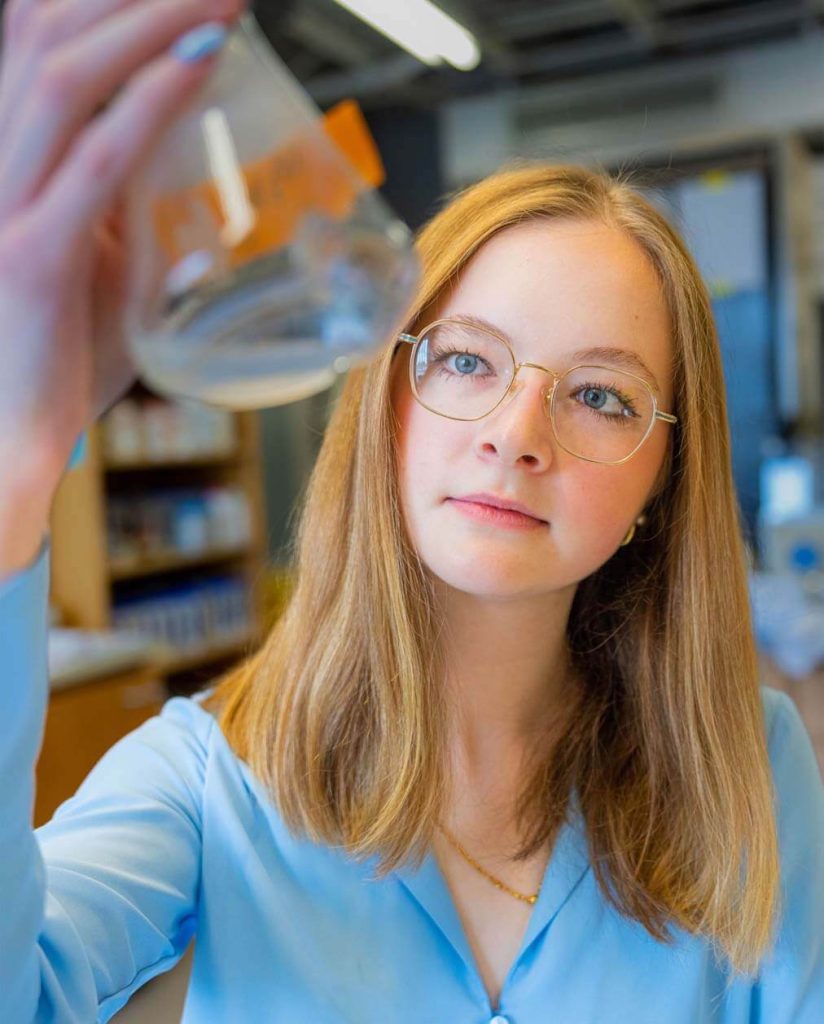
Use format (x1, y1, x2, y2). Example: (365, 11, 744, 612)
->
(151, 99, 386, 273)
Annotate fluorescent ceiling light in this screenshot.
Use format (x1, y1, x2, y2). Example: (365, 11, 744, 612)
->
(332, 0, 481, 71)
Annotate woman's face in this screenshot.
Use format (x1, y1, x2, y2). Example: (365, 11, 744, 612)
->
(390, 217, 676, 601)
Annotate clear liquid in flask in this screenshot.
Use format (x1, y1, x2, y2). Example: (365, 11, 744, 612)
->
(130, 213, 418, 410)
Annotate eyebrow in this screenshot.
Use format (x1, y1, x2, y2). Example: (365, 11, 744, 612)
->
(455, 313, 662, 392)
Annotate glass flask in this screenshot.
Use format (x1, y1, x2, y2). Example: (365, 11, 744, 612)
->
(123, 13, 420, 410)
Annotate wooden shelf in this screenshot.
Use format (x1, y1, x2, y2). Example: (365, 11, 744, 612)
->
(154, 629, 259, 675)
(50, 405, 268, 647)
(109, 543, 252, 581)
(104, 450, 240, 471)
(43, 401, 269, 827)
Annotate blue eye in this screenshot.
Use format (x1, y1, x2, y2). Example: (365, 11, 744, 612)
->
(432, 347, 496, 379)
(582, 387, 608, 410)
(453, 353, 480, 374)
(568, 380, 640, 423)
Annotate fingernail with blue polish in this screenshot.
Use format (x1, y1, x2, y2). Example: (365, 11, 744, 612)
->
(173, 22, 229, 63)
(67, 432, 87, 472)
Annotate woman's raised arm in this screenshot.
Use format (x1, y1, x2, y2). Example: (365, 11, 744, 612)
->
(0, 1, 244, 1018)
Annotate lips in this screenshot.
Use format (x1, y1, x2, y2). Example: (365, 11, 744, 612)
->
(449, 492, 547, 523)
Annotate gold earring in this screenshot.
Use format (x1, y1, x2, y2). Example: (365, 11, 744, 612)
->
(620, 513, 647, 547)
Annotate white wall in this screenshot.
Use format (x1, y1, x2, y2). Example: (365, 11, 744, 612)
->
(440, 31, 824, 184)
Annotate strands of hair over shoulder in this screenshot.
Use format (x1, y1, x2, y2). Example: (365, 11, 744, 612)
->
(203, 162, 779, 980)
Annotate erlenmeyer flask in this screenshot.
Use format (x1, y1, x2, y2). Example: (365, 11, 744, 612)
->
(123, 13, 420, 410)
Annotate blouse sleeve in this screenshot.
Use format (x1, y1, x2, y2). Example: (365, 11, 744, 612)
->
(751, 687, 824, 1023)
(0, 535, 210, 1022)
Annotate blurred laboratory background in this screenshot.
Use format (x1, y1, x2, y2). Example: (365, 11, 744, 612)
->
(31, 0, 824, 873)
(10, 0, 821, 1017)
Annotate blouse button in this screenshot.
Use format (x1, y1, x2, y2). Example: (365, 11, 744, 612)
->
(490, 1016, 510, 1024)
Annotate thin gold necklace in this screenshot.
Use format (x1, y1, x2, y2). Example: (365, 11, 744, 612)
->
(438, 823, 540, 906)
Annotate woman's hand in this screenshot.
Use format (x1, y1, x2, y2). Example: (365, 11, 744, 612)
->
(0, 0, 245, 573)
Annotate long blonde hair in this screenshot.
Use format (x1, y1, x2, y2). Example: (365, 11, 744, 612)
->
(203, 162, 779, 977)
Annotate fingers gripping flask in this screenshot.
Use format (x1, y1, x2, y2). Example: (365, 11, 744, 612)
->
(123, 13, 420, 409)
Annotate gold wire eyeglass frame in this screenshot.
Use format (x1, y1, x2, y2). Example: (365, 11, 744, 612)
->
(396, 317, 678, 466)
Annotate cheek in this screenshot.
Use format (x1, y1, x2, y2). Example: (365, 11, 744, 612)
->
(561, 434, 668, 553)
(396, 412, 448, 518)
(392, 376, 443, 535)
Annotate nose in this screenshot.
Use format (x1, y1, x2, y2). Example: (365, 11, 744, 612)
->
(500, 362, 559, 422)
(509, 364, 557, 406)
(473, 365, 558, 467)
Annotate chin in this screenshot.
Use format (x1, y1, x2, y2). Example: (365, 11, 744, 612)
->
(419, 544, 559, 598)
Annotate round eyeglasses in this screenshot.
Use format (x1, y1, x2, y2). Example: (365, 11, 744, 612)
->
(396, 317, 677, 466)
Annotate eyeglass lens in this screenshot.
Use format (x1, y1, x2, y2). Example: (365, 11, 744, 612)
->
(412, 322, 655, 463)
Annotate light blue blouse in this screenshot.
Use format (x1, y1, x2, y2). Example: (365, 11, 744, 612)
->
(2, 538, 823, 1023)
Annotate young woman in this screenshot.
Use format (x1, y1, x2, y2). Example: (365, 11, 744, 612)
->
(0, 1, 821, 1022)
